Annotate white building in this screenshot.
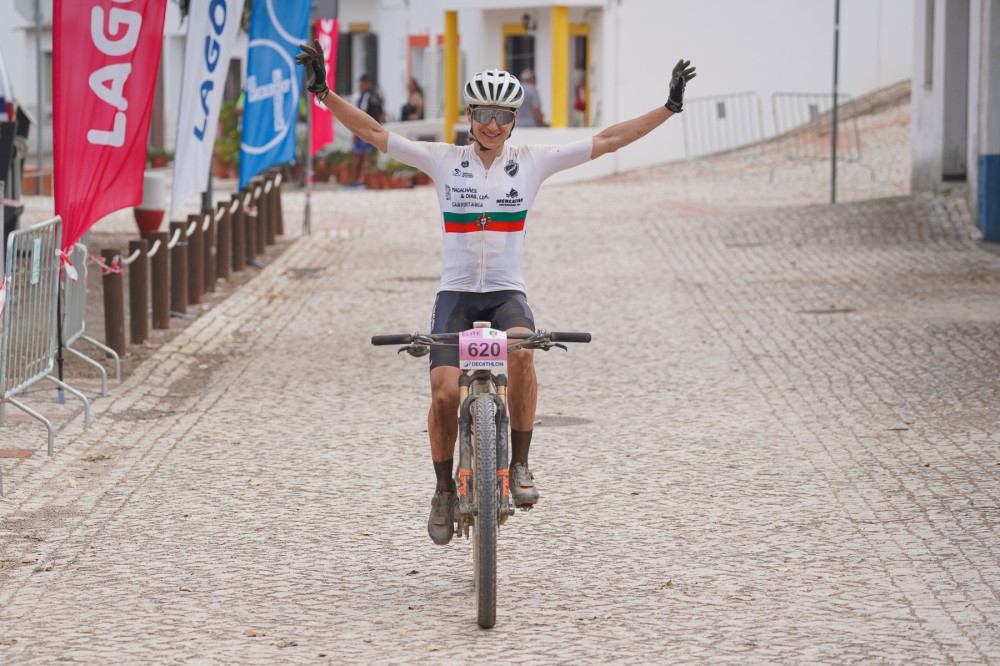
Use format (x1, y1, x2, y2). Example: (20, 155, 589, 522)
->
(3, 1, 995, 238)
(912, 0, 1000, 241)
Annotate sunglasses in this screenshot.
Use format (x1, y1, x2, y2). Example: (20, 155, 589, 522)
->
(471, 107, 516, 125)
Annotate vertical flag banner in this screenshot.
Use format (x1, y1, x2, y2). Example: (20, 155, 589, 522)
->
(169, 0, 246, 222)
(310, 18, 338, 157)
(239, 0, 310, 189)
(53, 0, 168, 250)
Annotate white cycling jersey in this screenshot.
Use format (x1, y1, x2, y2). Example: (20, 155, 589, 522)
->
(386, 134, 593, 292)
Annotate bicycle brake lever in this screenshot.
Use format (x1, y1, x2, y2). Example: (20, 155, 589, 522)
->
(399, 345, 430, 357)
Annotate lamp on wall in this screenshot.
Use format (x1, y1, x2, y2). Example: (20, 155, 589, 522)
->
(521, 13, 537, 33)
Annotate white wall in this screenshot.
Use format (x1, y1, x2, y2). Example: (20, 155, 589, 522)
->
(0, 10, 31, 98)
(605, 0, 914, 172)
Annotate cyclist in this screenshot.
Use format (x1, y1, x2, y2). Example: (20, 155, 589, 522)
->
(298, 43, 695, 545)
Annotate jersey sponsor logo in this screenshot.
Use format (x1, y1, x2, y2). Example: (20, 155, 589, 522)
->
(504, 160, 519, 177)
(496, 187, 523, 207)
(451, 201, 484, 209)
(461, 160, 470, 167)
(453, 168, 474, 178)
(445, 184, 451, 200)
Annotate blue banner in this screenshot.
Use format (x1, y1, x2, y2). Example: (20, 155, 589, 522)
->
(239, 0, 310, 190)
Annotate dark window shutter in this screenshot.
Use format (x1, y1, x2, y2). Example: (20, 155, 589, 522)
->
(335, 34, 351, 95)
(363, 33, 378, 84)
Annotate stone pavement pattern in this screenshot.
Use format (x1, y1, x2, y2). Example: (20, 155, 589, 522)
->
(1, 100, 1000, 663)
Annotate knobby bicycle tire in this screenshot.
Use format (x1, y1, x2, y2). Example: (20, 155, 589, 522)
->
(472, 394, 498, 628)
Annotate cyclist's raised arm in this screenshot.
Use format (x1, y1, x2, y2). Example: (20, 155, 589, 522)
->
(591, 106, 673, 159)
(297, 41, 390, 153)
(590, 59, 696, 160)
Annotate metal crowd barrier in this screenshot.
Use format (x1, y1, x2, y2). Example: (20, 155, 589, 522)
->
(62, 233, 121, 396)
(771, 92, 862, 162)
(1, 216, 90, 465)
(682, 92, 765, 162)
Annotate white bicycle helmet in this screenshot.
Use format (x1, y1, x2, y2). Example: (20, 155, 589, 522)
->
(463, 69, 524, 109)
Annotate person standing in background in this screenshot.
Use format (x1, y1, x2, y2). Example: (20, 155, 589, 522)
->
(351, 73, 384, 186)
(571, 70, 587, 127)
(518, 68, 547, 127)
(401, 77, 425, 121)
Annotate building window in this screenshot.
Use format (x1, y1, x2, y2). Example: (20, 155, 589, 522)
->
(504, 34, 535, 79)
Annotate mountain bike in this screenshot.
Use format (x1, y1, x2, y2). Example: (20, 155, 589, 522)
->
(371, 322, 591, 628)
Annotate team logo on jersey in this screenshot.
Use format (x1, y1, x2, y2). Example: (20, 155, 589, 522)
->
(461, 160, 470, 168)
(504, 160, 519, 177)
(497, 187, 524, 207)
(476, 213, 492, 229)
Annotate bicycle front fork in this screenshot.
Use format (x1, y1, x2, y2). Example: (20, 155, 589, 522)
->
(455, 374, 514, 536)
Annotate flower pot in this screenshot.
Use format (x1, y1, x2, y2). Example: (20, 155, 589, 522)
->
(134, 208, 164, 239)
(212, 158, 231, 178)
(335, 163, 353, 184)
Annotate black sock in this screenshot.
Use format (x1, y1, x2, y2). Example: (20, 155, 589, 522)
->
(434, 458, 455, 492)
(510, 429, 533, 466)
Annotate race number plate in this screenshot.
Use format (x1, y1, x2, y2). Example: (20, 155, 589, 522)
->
(459, 327, 508, 372)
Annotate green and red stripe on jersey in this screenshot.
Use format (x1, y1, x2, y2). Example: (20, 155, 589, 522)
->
(443, 211, 527, 233)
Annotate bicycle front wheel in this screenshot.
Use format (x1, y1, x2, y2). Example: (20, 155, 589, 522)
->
(472, 394, 498, 629)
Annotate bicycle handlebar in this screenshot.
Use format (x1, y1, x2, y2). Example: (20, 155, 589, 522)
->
(371, 333, 414, 346)
(371, 330, 591, 348)
(548, 331, 592, 344)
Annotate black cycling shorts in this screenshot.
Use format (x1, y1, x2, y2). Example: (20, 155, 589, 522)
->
(429, 290, 535, 369)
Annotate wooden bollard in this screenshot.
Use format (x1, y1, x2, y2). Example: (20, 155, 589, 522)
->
(127, 239, 149, 345)
(253, 181, 267, 251)
(216, 202, 232, 282)
(169, 221, 188, 315)
(264, 177, 276, 246)
(150, 230, 170, 329)
(201, 209, 216, 294)
(273, 172, 284, 236)
(186, 213, 203, 305)
(101, 248, 126, 357)
(230, 195, 245, 272)
(244, 190, 258, 259)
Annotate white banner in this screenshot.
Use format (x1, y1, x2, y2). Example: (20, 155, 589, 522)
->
(169, 0, 245, 222)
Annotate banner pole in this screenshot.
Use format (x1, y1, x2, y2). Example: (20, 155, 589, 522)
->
(202, 172, 213, 212)
(57, 286, 65, 404)
(831, 0, 840, 205)
(305, 48, 313, 237)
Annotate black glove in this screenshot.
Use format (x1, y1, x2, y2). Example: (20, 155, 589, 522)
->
(296, 40, 329, 95)
(665, 59, 696, 113)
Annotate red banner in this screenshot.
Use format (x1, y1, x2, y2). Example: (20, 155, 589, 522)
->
(53, 0, 168, 250)
(310, 18, 339, 157)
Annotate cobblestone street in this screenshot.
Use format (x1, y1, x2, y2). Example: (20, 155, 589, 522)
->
(2, 98, 1000, 663)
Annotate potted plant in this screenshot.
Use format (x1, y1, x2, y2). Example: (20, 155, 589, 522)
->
(384, 158, 418, 188)
(213, 100, 241, 178)
(147, 146, 171, 168)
